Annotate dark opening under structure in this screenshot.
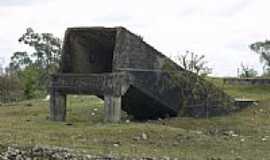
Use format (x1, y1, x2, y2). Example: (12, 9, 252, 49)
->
(49, 27, 236, 122)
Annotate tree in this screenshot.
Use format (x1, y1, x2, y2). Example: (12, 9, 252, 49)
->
(9, 28, 62, 99)
(250, 40, 270, 72)
(16, 27, 62, 73)
(10, 52, 32, 70)
(261, 68, 270, 77)
(16, 65, 46, 99)
(238, 63, 257, 78)
(176, 50, 212, 76)
(0, 67, 24, 103)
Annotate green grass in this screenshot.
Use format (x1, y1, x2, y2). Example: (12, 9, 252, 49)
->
(1, 81, 270, 159)
(208, 77, 270, 101)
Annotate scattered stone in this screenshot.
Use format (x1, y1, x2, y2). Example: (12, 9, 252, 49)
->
(91, 112, 96, 116)
(125, 119, 130, 123)
(113, 143, 120, 147)
(133, 133, 148, 141)
(0, 145, 177, 160)
(262, 137, 267, 142)
(133, 136, 141, 141)
(223, 130, 238, 137)
(231, 133, 238, 137)
(93, 108, 98, 112)
(142, 133, 148, 140)
(208, 157, 222, 160)
(208, 128, 219, 135)
(42, 95, 50, 101)
(162, 156, 170, 160)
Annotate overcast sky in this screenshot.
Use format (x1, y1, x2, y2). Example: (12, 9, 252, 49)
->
(0, 0, 269, 76)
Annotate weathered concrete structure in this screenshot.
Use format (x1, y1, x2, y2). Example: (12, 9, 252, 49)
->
(50, 27, 235, 122)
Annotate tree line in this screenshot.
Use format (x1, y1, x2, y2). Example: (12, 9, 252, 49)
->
(0, 28, 61, 102)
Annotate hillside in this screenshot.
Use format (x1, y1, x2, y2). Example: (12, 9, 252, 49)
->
(1, 79, 270, 159)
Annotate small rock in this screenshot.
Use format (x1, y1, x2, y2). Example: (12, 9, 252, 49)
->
(133, 136, 141, 141)
(262, 137, 267, 142)
(42, 95, 50, 101)
(142, 133, 148, 140)
(113, 143, 119, 147)
(126, 119, 130, 123)
(232, 134, 238, 137)
(86, 154, 92, 158)
(91, 112, 96, 116)
(223, 130, 238, 137)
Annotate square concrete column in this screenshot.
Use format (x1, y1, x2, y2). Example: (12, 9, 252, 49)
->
(104, 95, 121, 122)
(49, 90, 66, 121)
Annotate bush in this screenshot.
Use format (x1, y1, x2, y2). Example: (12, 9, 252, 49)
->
(0, 72, 24, 103)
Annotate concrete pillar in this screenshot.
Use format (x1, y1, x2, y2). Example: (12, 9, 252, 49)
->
(104, 95, 121, 122)
(49, 90, 66, 121)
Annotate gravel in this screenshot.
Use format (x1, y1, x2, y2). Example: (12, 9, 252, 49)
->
(0, 145, 176, 160)
(0, 145, 114, 160)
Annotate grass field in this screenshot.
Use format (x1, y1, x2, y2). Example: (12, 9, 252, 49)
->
(1, 79, 270, 159)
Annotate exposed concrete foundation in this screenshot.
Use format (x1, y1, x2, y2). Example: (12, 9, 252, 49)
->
(50, 93, 122, 123)
(49, 73, 129, 123)
(49, 91, 66, 121)
(104, 95, 121, 122)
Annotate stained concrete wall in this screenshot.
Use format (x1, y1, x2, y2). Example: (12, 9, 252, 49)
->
(112, 27, 235, 118)
(113, 27, 182, 72)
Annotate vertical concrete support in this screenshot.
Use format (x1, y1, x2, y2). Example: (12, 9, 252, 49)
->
(49, 90, 66, 121)
(104, 95, 121, 122)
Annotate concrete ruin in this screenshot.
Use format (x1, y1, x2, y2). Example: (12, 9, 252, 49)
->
(49, 27, 235, 122)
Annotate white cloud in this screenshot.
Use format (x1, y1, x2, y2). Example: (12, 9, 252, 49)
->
(0, 0, 269, 76)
